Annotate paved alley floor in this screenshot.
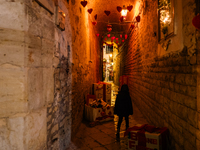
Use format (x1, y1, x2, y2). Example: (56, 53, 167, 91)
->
(67, 83, 149, 150)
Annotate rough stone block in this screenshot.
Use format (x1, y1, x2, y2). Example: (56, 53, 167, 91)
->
(185, 74, 197, 86)
(0, 118, 11, 150)
(197, 139, 200, 150)
(0, 42, 25, 66)
(24, 33, 42, 48)
(27, 68, 44, 110)
(41, 38, 54, 68)
(0, 27, 24, 42)
(175, 74, 185, 85)
(8, 115, 25, 150)
(184, 97, 197, 110)
(25, 6, 42, 37)
(24, 108, 47, 150)
(25, 44, 42, 67)
(0, 101, 28, 118)
(187, 108, 197, 127)
(187, 86, 196, 98)
(43, 68, 54, 104)
(0, 68, 28, 117)
(42, 18, 54, 40)
(0, 2, 25, 31)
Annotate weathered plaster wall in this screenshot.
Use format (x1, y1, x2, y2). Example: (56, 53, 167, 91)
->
(0, 0, 100, 149)
(114, 0, 198, 149)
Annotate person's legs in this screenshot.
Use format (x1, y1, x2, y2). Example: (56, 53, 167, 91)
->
(125, 115, 129, 130)
(116, 115, 123, 138)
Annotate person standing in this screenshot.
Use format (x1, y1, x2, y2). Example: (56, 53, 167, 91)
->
(114, 84, 133, 138)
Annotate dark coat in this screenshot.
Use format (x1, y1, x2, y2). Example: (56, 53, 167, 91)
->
(114, 90, 133, 117)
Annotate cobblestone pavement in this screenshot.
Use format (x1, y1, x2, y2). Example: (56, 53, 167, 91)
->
(67, 83, 148, 150)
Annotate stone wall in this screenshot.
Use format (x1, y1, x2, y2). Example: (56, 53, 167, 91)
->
(0, 0, 100, 149)
(114, 0, 198, 149)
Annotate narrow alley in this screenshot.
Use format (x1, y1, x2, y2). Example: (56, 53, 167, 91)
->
(67, 84, 149, 150)
(0, 0, 200, 150)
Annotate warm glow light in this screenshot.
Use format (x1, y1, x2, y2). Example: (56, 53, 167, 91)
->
(110, 54, 112, 57)
(160, 10, 171, 25)
(121, 9, 128, 17)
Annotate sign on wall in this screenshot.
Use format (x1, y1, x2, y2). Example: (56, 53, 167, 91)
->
(35, 0, 54, 14)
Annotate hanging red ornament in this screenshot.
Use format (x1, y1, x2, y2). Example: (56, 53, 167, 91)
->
(125, 34, 127, 39)
(107, 28, 112, 32)
(116, 41, 119, 44)
(131, 24, 135, 29)
(192, 14, 200, 30)
(107, 34, 110, 38)
(105, 38, 107, 41)
(96, 33, 99, 37)
(115, 38, 118, 41)
(104, 10, 111, 16)
(136, 15, 140, 22)
(94, 14, 97, 20)
(117, 6, 122, 12)
(120, 34, 122, 38)
(111, 36, 115, 40)
(127, 5, 133, 12)
(107, 24, 112, 28)
(92, 21, 97, 25)
(87, 8, 93, 14)
(120, 16, 124, 22)
(122, 39, 124, 42)
(80, 0, 87, 7)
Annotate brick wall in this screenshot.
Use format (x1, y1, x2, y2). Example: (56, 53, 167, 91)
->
(114, 0, 198, 149)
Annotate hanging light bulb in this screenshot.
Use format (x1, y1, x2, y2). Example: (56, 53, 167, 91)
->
(121, 5, 128, 20)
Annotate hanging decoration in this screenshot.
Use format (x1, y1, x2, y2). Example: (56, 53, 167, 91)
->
(107, 28, 112, 32)
(131, 24, 135, 29)
(105, 38, 107, 41)
(87, 8, 93, 14)
(116, 41, 119, 44)
(107, 24, 112, 28)
(107, 34, 111, 38)
(104, 10, 111, 16)
(122, 39, 124, 42)
(136, 15, 140, 22)
(80, 0, 87, 7)
(117, 6, 122, 12)
(111, 36, 115, 40)
(94, 14, 97, 20)
(120, 34, 122, 38)
(125, 34, 127, 39)
(115, 38, 118, 41)
(120, 16, 124, 22)
(96, 33, 100, 37)
(192, 14, 200, 30)
(127, 5, 133, 12)
(92, 21, 97, 25)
